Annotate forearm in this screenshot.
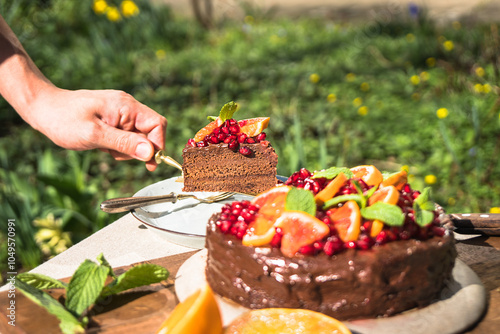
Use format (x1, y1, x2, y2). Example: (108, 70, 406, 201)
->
(0, 15, 55, 129)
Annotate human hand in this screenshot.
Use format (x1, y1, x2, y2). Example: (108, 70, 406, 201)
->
(28, 87, 167, 171)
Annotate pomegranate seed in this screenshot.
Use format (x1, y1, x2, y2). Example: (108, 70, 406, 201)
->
(375, 230, 389, 244)
(362, 221, 372, 233)
(213, 128, 220, 135)
(228, 140, 239, 150)
(187, 138, 196, 147)
(345, 241, 357, 249)
(238, 133, 247, 143)
(270, 229, 283, 248)
(239, 146, 252, 156)
(313, 241, 325, 251)
(229, 125, 240, 134)
(299, 244, 316, 255)
(221, 126, 230, 134)
(299, 168, 311, 179)
(217, 133, 227, 141)
(256, 132, 266, 142)
(229, 119, 238, 126)
(220, 220, 232, 233)
(412, 191, 421, 200)
(197, 141, 207, 147)
(246, 137, 256, 144)
(209, 135, 219, 144)
(402, 184, 412, 194)
(432, 226, 446, 237)
(357, 235, 374, 250)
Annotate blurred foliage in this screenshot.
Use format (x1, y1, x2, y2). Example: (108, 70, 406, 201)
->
(1, 0, 500, 278)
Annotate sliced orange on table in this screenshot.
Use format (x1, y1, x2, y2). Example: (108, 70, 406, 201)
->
(350, 165, 383, 187)
(242, 186, 291, 246)
(368, 185, 400, 237)
(274, 211, 330, 257)
(156, 284, 222, 334)
(327, 200, 362, 242)
(224, 308, 352, 334)
(380, 170, 408, 190)
(238, 117, 270, 137)
(314, 172, 348, 205)
(193, 118, 223, 142)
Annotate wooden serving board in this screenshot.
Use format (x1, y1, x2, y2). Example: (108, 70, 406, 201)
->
(0, 251, 198, 334)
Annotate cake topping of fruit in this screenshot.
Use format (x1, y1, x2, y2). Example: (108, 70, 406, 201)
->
(215, 164, 448, 257)
(187, 101, 270, 156)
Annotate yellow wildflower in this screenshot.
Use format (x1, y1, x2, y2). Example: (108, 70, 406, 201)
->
(121, 0, 139, 17)
(34, 214, 72, 257)
(483, 84, 492, 93)
(353, 97, 363, 107)
(327, 93, 337, 103)
(156, 49, 166, 60)
(345, 72, 356, 82)
(474, 83, 484, 93)
(475, 67, 485, 77)
(411, 92, 420, 101)
(452, 21, 461, 30)
(309, 73, 320, 84)
(420, 71, 429, 81)
(410, 75, 420, 85)
(93, 0, 108, 15)
(426, 57, 436, 67)
(106, 6, 121, 21)
(424, 174, 437, 185)
(448, 197, 456, 206)
(401, 165, 410, 173)
(436, 108, 449, 119)
(406, 33, 415, 42)
(358, 106, 368, 116)
(443, 40, 454, 51)
(360, 82, 370, 92)
(490, 207, 500, 214)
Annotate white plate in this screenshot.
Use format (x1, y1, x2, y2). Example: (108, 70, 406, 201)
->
(131, 177, 253, 249)
(175, 249, 487, 334)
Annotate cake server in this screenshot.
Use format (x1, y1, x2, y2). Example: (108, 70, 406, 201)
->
(100, 191, 235, 213)
(448, 213, 500, 236)
(155, 150, 183, 172)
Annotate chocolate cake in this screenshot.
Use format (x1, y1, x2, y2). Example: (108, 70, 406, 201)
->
(205, 165, 457, 320)
(182, 140, 278, 194)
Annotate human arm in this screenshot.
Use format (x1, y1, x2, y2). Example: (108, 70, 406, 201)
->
(0, 15, 167, 171)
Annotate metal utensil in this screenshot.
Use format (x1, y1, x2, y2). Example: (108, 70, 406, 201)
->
(100, 191, 235, 213)
(449, 213, 500, 236)
(155, 150, 183, 172)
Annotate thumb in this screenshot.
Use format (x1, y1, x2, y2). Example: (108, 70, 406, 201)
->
(99, 126, 154, 161)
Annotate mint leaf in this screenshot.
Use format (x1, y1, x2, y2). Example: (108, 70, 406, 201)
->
(219, 101, 239, 122)
(207, 115, 218, 121)
(414, 187, 431, 206)
(414, 202, 435, 227)
(323, 194, 365, 210)
(285, 187, 316, 216)
(312, 167, 353, 180)
(17, 273, 67, 290)
(361, 202, 404, 226)
(96, 253, 116, 279)
(100, 264, 169, 298)
(17, 280, 85, 334)
(65, 259, 110, 317)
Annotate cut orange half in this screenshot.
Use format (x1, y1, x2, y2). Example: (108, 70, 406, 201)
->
(224, 308, 352, 334)
(368, 185, 399, 237)
(380, 170, 408, 190)
(274, 211, 330, 258)
(350, 165, 383, 187)
(238, 117, 270, 137)
(156, 284, 222, 334)
(314, 172, 348, 205)
(193, 118, 223, 142)
(327, 200, 361, 242)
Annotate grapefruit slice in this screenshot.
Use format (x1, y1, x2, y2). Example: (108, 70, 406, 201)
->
(327, 200, 362, 242)
(238, 117, 270, 137)
(274, 211, 330, 257)
(350, 165, 383, 187)
(368, 185, 399, 237)
(156, 284, 222, 334)
(193, 118, 223, 142)
(314, 172, 348, 205)
(224, 308, 352, 334)
(242, 186, 291, 246)
(381, 170, 408, 190)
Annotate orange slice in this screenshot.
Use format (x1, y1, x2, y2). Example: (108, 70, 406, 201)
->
(242, 186, 291, 246)
(156, 284, 222, 334)
(380, 170, 408, 190)
(238, 117, 270, 137)
(274, 211, 330, 257)
(327, 200, 361, 242)
(314, 172, 348, 205)
(224, 308, 352, 334)
(193, 118, 223, 142)
(350, 165, 383, 187)
(368, 185, 399, 237)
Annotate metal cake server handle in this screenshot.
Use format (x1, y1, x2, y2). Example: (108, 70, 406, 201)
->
(449, 213, 500, 236)
(155, 150, 183, 171)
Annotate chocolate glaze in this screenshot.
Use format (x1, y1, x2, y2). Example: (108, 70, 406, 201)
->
(182, 141, 278, 194)
(205, 213, 457, 320)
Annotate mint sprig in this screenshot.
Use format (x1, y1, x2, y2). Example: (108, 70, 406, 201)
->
(219, 101, 239, 122)
(17, 254, 169, 334)
(360, 202, 405, 226)
(285, 187, 316, 216)
(413, 187, 435, 227)
(312, 167, 354, 180)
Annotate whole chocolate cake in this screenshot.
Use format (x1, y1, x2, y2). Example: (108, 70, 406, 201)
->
(205, 165, 457, 320)
(182, 102, 278, 194)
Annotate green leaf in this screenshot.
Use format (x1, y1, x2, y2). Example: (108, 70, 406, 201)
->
(96, 253, 116, 279)
(219, 101, 239, 122)
(312, 167, 353, 180)
(207, 115, 218, 121)
(17, 273, 68, 290)
(323, 194, 365, 210)
(285, 187, 316, 216)
(414, 203, 435, 227)
(17, 280, 85, 334)
(414, 187, 431, 206)
(361, 202, 404, 226)
(100, 264, 169, 298)
(65, 259, 110, 317)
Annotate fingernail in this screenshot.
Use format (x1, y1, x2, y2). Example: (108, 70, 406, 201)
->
(135, 143, 152, 160)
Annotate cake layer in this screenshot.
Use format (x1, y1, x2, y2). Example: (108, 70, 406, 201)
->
(206, 214, 457, 320)
(182, 141, 278, 194)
